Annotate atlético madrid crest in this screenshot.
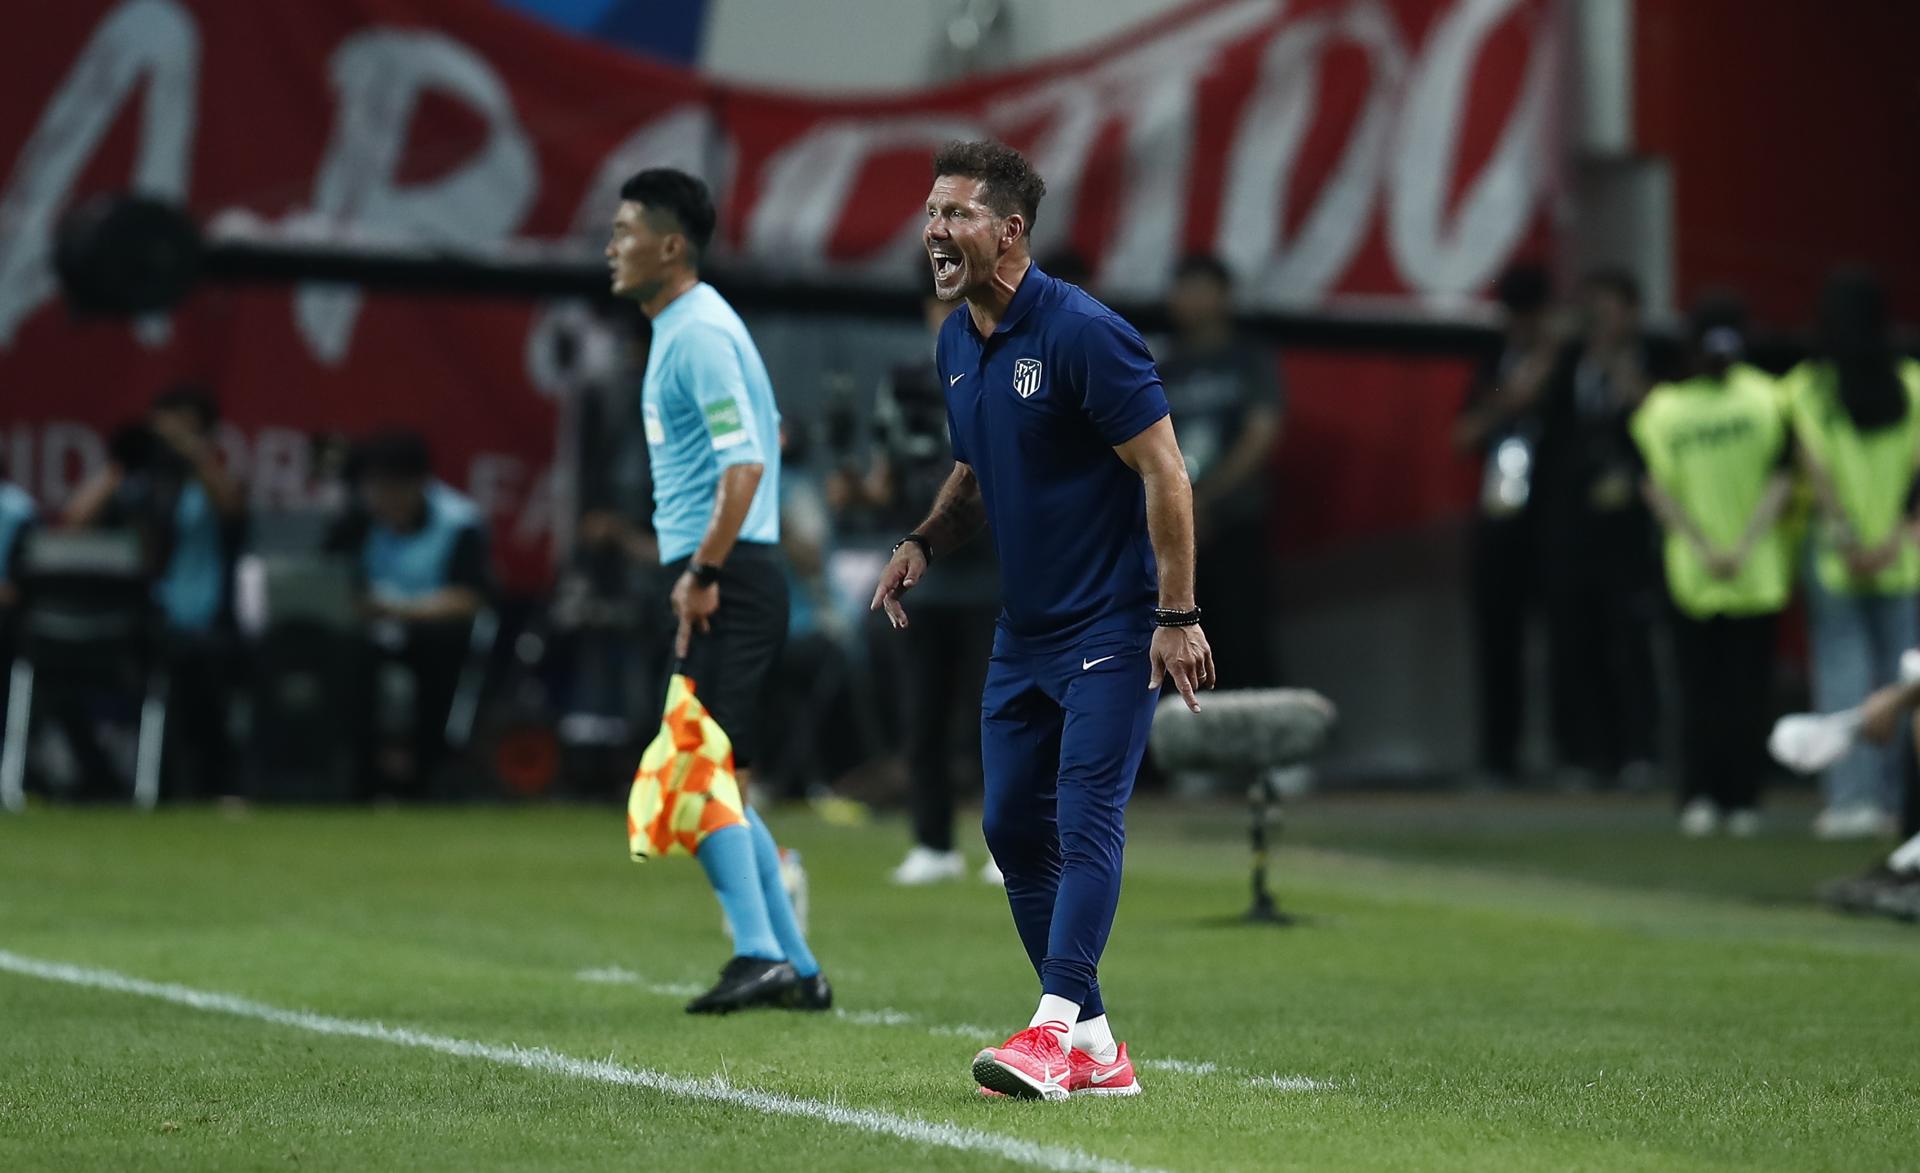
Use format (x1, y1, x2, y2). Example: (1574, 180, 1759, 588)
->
(1013, 358, 1043, 398)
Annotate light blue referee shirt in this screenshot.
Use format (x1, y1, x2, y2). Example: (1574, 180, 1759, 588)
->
(641, 282, 782, 564)
(0, 480, 37, 583)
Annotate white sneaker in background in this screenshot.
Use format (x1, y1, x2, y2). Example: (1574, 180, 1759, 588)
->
(1814, 805, 1895, 841)
(779, 847, 809, 933)
(980, 856, 1005, 886)
(890, 846, 966, 886)
(1724, 809, 1762, 839)
(1679, 798, 1720, 838)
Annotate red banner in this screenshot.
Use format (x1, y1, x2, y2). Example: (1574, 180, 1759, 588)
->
(0, 0, 1557, 587)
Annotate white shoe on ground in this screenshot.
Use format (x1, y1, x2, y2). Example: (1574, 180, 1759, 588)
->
(1679, 798, 1720, 838)
(1813, 805, 1896, 841)
(891, 846, 966, 885)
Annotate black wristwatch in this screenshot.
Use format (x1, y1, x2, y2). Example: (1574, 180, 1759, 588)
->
(689, 560, 723, 587)
(893, 533, 933, 564)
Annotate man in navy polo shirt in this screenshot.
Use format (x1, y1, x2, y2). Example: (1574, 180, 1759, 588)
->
(871, 140, 1214, 1101)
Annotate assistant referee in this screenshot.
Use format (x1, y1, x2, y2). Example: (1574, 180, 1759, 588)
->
(608, 168, 828, 1015)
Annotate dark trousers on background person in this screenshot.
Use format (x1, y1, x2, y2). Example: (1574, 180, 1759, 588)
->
(903, 603, 995, 853)
(1197, 517, 1276, 690)
(355, 620, 469, 799)
(160, 629, 237, 800)
(1543, 516, 1660, 779)
(763, 630, 860, 801)
(1468, 514, 1533, 778)
(1671, 611, 1777, 812)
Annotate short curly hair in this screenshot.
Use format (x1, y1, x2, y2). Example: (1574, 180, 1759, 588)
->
(931, 140, 1046, 230)
(619, 168, 717, 260)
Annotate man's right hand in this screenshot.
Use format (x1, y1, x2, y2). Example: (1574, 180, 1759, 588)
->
(1846, 538, 1902, 580)
(869, 545, 928, 630)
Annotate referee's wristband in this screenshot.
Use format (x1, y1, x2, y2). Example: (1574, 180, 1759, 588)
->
(893, 533, 933, 564)
(689, 560, 724, 587)
(1152, 606, 1203, 628)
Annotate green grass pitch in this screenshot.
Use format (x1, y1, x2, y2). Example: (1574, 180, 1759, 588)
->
(2, 794, 1917, 1171)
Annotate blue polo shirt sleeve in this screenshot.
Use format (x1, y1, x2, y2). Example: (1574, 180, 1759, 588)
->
(675, 323, 767, 468)
(1072, 313, 1170, 446)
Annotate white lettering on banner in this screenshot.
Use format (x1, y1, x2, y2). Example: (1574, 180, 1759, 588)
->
(39, 423, 110, 505)
(247, 427, 313, 510)
(298, 30, 537, 364)
(527, 105, 731, 400)
(467, 454, 526, 533)
(974, 0, 1277, 286)
(0, 0, 1560, 379)
(576, 105, 730, 246)
(218, 424, 324, 510)
(1218, 0, 1407, 304)
(1388, 0, 1554, 297)
(1086, 0, 1280, 297)
(513, 465, 560, 547)
(0, 0, 196, 349)
(984, 79, 1104, 264)
(215, 423, 251, 489)
(746, 115, 986, 278)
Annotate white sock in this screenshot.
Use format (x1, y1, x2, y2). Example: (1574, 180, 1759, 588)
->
(1028, 994, 1078, 1052)
(1889, 831, 1920, 874)
(1072, 1014, 1118, 1063)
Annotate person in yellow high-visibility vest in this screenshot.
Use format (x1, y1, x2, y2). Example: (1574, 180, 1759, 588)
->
(1786, 270, 1920, 841)
(1631, 297, 1792, 837)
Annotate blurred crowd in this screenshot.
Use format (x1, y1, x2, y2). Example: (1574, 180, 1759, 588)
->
(4, 256, 1917, 858)
(1459, 264, 1920, 843)
(0, 248, 1285, 854)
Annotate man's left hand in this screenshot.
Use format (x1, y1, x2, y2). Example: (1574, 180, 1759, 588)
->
(1859, 683, 1910, 745)
(672, 571, 720, 658)
(1149, 623, 1215, 713)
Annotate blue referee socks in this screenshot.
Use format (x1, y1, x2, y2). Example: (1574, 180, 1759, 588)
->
(696, 825, 782, 963)
(694, 812, 821, 979)
(747, 808, 820, 978)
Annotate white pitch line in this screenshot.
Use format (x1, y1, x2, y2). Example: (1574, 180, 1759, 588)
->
(576, 965, 703, 997)
(1247, 1075, 1338, 1092)
(0, 950, 1165, 1173)
(1141, 1058, 1218, 1076)
(574, 968, 1335, 1093)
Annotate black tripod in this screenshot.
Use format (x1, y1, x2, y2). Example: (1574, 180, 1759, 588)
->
(1244, 772, 1294, 925)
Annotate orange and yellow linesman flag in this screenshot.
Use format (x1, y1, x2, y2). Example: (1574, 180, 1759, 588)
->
(626, 672, 747, 862)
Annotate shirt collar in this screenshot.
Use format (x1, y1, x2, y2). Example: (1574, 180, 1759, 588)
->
(968, 263, 1047, 340)
(653, 281, 705, 329)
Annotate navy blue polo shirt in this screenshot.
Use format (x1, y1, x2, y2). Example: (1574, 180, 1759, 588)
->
(938, 264, 1171, 645)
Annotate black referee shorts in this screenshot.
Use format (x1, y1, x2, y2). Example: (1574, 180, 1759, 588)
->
(657, 541, 789, 771)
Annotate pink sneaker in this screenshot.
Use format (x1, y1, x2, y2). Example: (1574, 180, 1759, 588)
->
(971, 1023, 1071, 1101)
(1068, 1041, 1141, 1097)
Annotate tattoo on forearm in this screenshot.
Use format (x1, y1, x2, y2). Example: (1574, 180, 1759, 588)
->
(922, 472, 986, 548)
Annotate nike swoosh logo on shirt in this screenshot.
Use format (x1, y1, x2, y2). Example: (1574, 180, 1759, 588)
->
(949, 372, 965, 385)
(1082, 655, 1118, 671)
